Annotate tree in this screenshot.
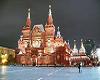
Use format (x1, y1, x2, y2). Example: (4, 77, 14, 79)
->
(83, 39, 96, 56)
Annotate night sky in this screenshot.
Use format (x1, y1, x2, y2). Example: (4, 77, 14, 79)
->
(0, 0, 100, 49)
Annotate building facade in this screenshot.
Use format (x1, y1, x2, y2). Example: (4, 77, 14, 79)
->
(0, 46, 15, 65)
(16, 5, 91, 66)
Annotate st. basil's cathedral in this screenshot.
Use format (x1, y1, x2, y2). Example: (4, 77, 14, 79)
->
(16, 5, 91, 66)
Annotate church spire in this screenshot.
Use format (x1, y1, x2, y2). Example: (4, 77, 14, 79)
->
(28, 8, 30, 19)
(26, 8, 31, 27)
(67, 40, 70, 45)
(57, 26, 61, 38)
(67, 40, 70, 48)
(49, 5, 52, 16)
(72, 40, 78, 55)
(73, 40, 77, 49)
(47, 5, 53, 25)
(79, 39, 86, 54)
(81, 39, 84, 48)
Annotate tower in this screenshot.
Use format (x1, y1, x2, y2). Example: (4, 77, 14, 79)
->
(26, 8, 31, 27)
(56, 27, 61, 38)
(55, 27, 63, 47)
(21, 8, 31, 42)
(72, 40, 78, 55)
(79, 39, 86, 55)
(67, 40, 70, 49)
(18, 8, 31, 53)
(64, 40, 71, 53)
(45, 5, 55, 44)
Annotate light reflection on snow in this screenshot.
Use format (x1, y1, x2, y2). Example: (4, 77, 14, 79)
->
(0, 66, 8, 80)
(1, 66, 7, 75)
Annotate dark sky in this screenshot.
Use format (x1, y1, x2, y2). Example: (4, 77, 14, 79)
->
(0, 0, 100, 48)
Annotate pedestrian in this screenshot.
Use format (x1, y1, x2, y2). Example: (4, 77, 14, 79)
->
(78, 63, 81, 73)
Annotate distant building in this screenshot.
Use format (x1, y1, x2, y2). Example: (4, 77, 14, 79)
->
(0, 46, 15, 65)
(95, 48, 100, 61)
(70, 39, 90, 66)
(16, 5, 91, 66)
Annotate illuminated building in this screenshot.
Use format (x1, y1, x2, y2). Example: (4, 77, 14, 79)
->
(70, 39, 90, 66)
(95, 48, 100, 61)
(0, 46, 15, 65)
(16, 5, 91, 66)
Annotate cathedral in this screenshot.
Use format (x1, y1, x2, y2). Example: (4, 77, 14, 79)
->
(16, 5, 91, 66)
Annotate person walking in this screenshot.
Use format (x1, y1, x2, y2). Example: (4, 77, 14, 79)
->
(78, 63, 81, 73)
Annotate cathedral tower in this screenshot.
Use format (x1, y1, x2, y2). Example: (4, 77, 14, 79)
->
(22, 8, 31, 41)
(18, 9, 31, 53)
(55, 27, 63, 47)
(45, 5, 55, 45)
(72, 40, 78, 55)
(79, 39, 86, 55)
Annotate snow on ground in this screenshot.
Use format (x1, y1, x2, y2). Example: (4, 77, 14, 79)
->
(0, 66, 100, 80)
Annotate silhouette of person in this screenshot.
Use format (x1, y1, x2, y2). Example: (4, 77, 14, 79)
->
(78, 63, 81, 73)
